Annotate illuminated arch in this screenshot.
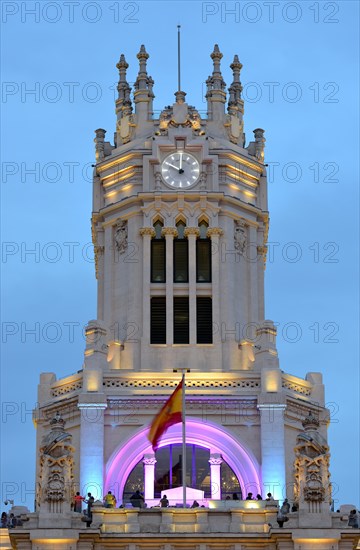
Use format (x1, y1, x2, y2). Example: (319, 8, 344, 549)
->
(105, 418, 261, 501)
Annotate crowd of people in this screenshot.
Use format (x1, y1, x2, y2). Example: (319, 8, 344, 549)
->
(2, 491, 359, 531)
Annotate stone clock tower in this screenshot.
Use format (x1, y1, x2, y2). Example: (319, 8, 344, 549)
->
(12, 43, 357, 550)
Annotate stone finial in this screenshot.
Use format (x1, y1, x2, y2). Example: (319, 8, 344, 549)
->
(116, 53, 129, 81)
(302, 411, 320, 431)
(210, 44, 225, 89)
(136, 44, 149, 89)
(116, 53, 133, 120)
(230, 54, 243, 77)
(228, 54, 244, 121)
(137, 44, 149, 62)
(206, 45, 227, 119)
(134, 44, 155, 120)
(175, 90, 187, 104)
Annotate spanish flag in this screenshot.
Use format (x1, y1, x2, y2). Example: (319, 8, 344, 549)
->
(148, 379, 183, 451)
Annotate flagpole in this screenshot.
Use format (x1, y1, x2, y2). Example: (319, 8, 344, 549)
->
(182, 371, 186, 508)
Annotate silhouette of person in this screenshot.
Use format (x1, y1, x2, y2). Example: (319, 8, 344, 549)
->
(160, 495, 169, 508)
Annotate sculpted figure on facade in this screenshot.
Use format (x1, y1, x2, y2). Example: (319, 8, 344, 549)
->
(37, 412, 74, 514)
(293, 412, 331, 508)
(234, 219, 247, 255)
(114, 220, 128, 254)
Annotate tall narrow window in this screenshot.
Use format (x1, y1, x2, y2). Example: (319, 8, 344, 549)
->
(151, 297, 166, 344)
(197, 297, 213, 344)
(174, 221, 188, 283)
(174, 297, 189, 344)
(196, 221, 211, 282)
(151, 221, 165, 282)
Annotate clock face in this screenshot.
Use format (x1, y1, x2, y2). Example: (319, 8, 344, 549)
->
(161, 152, 200, 188)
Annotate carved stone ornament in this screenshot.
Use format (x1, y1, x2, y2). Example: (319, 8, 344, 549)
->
(117, 114, 135, 144)
(234, 220, 247, 254)
(293, 412, 331, 507)
(139, 227, 156, 238)
(114, 220, 128, 254)
(37, 412, 74, 514)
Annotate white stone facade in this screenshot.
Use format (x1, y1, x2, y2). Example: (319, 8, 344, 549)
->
(8, 45, 359, 550)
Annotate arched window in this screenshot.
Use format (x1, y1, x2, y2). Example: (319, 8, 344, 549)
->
(196, 221, 211, 283)
(122, 444, 242, 503)
(151, 220, 165, 283)
(173, 221, 188, 283)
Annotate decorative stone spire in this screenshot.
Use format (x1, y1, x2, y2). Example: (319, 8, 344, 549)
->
(135, 44, 149, 91)
(228, 54, 244, 116)
(134, 44, 155, 120)
(116, 53, 132, 119)
(210, 44, 225, 90)
(206, 44, 226, 121)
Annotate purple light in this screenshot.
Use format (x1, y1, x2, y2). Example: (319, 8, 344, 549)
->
(105, 418, 261, 501)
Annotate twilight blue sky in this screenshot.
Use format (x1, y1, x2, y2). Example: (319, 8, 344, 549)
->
(1, 1, 359, 510)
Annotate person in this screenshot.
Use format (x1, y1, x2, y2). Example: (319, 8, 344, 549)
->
(348, 509, 359, 528)
(266, 493, 274, 501)
(85, 492, 94, 527)
(281, 498, 290, 514)
(1, 512, 8, 528)
(256, 494, 263, 500)
(191, 500, 199, 508)
(73, 492, 84, 513)
(246, 492, 253, 500)
(130, 490, 145, 508)
(160, 495, 169, 508)
(103, 491, 117, 508)
(291, 503, 298, 512)
(276, 510, 289, 528)
(7, 514, 17, 528)
(232, 493, 239, 500)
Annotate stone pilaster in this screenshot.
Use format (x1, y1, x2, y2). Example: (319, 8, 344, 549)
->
(139, 228, 156, 343)
(162, 228, 177, 345)
(257, 403, 287, 501)
(209, 454, 223, 499)
(207, 228, 223, 345)
(78, 396, 107, 500)
(143, 454, 157, 501)
(184, 228, 200, 345)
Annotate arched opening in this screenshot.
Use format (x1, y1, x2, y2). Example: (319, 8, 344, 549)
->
(123, 443, 242, 504)
(105, 419, 261, 504)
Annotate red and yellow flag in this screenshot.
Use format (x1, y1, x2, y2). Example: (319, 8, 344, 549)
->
(148, 379, 183, 451)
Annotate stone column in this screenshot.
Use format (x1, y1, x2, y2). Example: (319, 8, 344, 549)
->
(143, 454, 157, 501)
(78, 398, 107, 501)
(207, 228, 223, 343)
(257, 403, 286, 501)
(184, 228, 200, 344)
(209, 454, 223, 499)
(162, 228, 177, 345)
(139, 228, 155, 342)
